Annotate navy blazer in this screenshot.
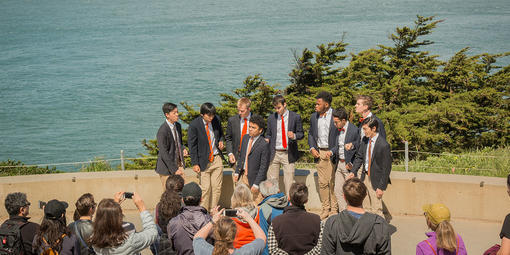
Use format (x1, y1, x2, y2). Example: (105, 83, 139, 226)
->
(350, 134, 392, 191)
(265, 111, 304, 163)
(188, 116, 225, 171)
(235, 134, 270, 187)
(331, 121, 360, 165)
(155, 121, 184, 175)
(225, 113, 261, 161)
(308, 110, 338, 161)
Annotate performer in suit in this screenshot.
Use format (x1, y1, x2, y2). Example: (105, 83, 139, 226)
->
(225, 97, 255, 172)
(234, 115, 270, 198)
(155, 102, 188, 188)
(348, 116, 392, 217)
(331, 107, 360, 211)
(188, 102, 225, 212)
(355, 95, 386, 140)
(308, 91, 339, 219)
(265, 95, 304, 195)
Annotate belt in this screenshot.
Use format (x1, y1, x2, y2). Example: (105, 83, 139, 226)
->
(276, 149, 287, 152)
(319, 148, 329, 151)
(338, 159, 345, 163)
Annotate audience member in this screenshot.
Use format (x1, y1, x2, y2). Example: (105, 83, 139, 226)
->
(90, 192, 157, 255)
(1, 192, 40, 255)
(416, 203, 467, 255)
(268, 182, 321, 255)
(68, 193, 96, 255)
(193, 207, 266, 255)
(257, 179, 288, 255)
(230, 183, 260, 249)
(496, 173, 510, 255)
(168, 182, 212, 255)
(321, 178, 391, 254)
(33, 199, 77, 255)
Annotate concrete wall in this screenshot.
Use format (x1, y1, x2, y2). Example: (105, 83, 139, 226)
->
(0, 169, 508, 222)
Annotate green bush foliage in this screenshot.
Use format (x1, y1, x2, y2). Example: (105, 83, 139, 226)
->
(0, 160, 60, 176)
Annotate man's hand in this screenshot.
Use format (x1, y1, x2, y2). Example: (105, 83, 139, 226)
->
(218, 141, 225, 150)
(347, 172, 355, 179)
(322, 151, 333, 160)
(233, 174, 239, 183)
(265, 138, 270, 143)
(114, 191, 125, 204)
(211, 206, 224, 224)
(376, 188, 384, 199)
(229, 154, 236, 164)
(345, 143, 353, 151)
(251, 186, 259, 194)
(311, 148, 320, 158)
(287, 131, 295, 140)
(183, 149, 189, 157)
(193, 165, 201, 173)
(346, 163, 353, 170)
(175, 167, 184, 176)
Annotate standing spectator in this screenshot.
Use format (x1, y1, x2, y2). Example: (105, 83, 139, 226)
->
(168, 182, 212, 255)
(321, 178, 391, 255)
(193, 208, 266, 255)
(1, 192, 39, 255)
(90, 192, 157, 255)
(68, 193, 96, 255)
(230, 184, 260, 249)
(188, 102, 225, 212)
(33, 199, 77, 255)
(354, 95, 386, 140)
(266, 95, 304, 195)
(257, 179, 288, 255)
(416, 203, 467, 255)
(268, 182, 321, 255)
(496, 173, 510, 255)
(156, 102, 188, 188)
(308, 91, 339, 219)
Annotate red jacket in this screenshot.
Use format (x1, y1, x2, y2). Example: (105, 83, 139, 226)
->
(233, 210, 260, 249)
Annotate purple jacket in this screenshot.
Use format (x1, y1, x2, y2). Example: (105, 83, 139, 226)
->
(167, 206, 212, 255)
(416, 232, 467, 255)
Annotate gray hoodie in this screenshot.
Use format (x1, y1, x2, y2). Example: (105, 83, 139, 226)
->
(167, 206, 212, 255)
(93, 210, 158, 255)
(320, 210, 391, 255)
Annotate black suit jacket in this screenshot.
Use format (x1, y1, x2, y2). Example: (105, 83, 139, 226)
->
(265, 111, 304, 163)
(235, 134, 270, 187)
(308, 110, 338, 162)
(358, 113, 386, 141)
(155, 121, 184, 175)
(350, 134, 392, 191)
(331, 122, 360, 165)
(225, 113, 260, 160)
(188, 116, 225, 171)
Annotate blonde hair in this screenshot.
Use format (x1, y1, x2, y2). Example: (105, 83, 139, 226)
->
(231, 183, 253, 209)
(212, 217, 237, 255)
(427, 216, 457, 252)
(237, 97, 251, 108)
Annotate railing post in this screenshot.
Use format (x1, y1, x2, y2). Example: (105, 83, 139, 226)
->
(120, 150, 125, 171)
(405, 141, 409, 173)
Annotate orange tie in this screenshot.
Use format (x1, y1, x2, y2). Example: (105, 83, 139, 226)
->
(281, 115, 287, 149)
(367, 138, 372, 176)
(239, 118, 248, 151)
(205, 123, 214, 162)
(244, 137, 254, 174)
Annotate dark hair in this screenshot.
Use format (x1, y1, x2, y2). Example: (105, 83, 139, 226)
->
(34, 209, 69, 252)
(272, 95, 286, 106)
(316, 91, 332, 105)
(4, 192, 29, 217)
(166, 175, 185, 193)
(162, 102, 177, 115)
(89, 199, 127, 248)
(212, 217, 237, 255)
(74, 193, 95, 219)
(200, 102, 216, 115)
(157, 191, 182, 233)
(289, 183, 308, 207)
(249, 115, 266, 131)
(356, 95, 373, 110)
(332, 108, 348, 120)
(361, 116, 379, 131)
(183, 195, 201, 206)
(343, 178, 367, 207)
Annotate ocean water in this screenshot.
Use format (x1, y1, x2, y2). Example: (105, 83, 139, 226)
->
(1, 0, 509, 170)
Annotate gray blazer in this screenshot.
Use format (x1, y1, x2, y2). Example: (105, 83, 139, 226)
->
(350, 135, 392, 191)
(265, 111, 304, 163)
(331, 121, 360, 165)
(235, 134, 270, 187)
(155, 121, 184, 175)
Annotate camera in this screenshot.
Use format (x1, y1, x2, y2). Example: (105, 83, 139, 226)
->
(223, 209, 238, 217)
(124, 192, 134, 199)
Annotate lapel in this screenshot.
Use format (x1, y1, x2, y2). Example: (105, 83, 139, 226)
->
(287, 111, 294, 132)
(248, 137, 262, 156)
(313, 113, 319, 138)
(200, 117, 208, 139)
(165, 121, 176, 145)
(369, 136, 382, 165)
(345, 122, 356, 142)
(234, 115, 241, 136)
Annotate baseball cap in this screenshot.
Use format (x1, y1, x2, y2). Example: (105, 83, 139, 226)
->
(181, 182, 202, 200)
(422, 203, 450, 225)
(44, 199, 68, 220)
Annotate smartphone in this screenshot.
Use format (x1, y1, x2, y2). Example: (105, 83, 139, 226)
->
(39, 201, 46, 209)
(124, 192, 134, 199)
(223, 209, 238, 217)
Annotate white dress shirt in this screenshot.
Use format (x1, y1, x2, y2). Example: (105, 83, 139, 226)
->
(317, 108, 333, 149)
(166, 120, 179, 142)
(275, 110, 289, 150)
(337, 121, 350, 160)
(365, 133, 379, 170)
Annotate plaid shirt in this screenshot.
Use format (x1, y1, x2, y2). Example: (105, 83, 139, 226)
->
(267, 220, 325, 255)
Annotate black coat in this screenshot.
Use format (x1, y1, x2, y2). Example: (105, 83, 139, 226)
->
(308, 110, 338, 162)
(265, 111, 304, 163)
(155, 121, 184, 175)
(225, 114, 260, 160)
(350, 134, 392, 191)
(235, 134, 270, 187)
(188, 116, 225, 171)
(331, 122, 360, 165)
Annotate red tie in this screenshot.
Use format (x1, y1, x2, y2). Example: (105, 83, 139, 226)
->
(281, 115, 287, 149)
(367, 138, 372, 176)
(205, 123, 214, 162)
(359, 117, 364, 123)
(338, 128, 345, 132)
(244, 137, 254, 173)
(239, 118, 248, 151)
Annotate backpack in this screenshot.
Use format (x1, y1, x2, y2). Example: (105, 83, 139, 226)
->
(40, 235, 65, 255)
(0, 219, 27, 255)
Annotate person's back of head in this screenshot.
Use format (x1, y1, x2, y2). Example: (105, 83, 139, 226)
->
(166, 174, 185, 193)
(35, 199, 69, 251)
(343, 178, 367, 208)
(212, 216, 237, 255)
(74, 193, 96, 220)
(423, 203, 458, 253)
(259, 179, 280, 198)
(90, 199, 127, 249)
(289, 183, 308, 207)
(158, 190, 182, 231)
(4, 192, 30, 217)
(231, 183, 254, 209)
(182, 182, 202, 207)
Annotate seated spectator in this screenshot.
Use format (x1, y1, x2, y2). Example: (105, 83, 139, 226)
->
(68, 193, 96, 255)
(257, 179, 288, 255)
(321, 177, 390, 254)
(268, 182, 321, 255)
(1, 192, 40, 255)
(90, 192, 157, 255)
(231, 183, 260, 249)
(193, 207, 266, 255)
(168, 182, 212, 255)
(497, 173, 510, 255)
(416, 203, 467, 255)
(33, 199, 77, 255)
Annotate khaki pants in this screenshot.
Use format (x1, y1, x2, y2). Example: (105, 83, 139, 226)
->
(363, 176, 384, 217)
(317, 150, 338, 214)
(267, 151, 295, 195)
(199, 155, 223, 212)
(334, 161, 349, 211)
